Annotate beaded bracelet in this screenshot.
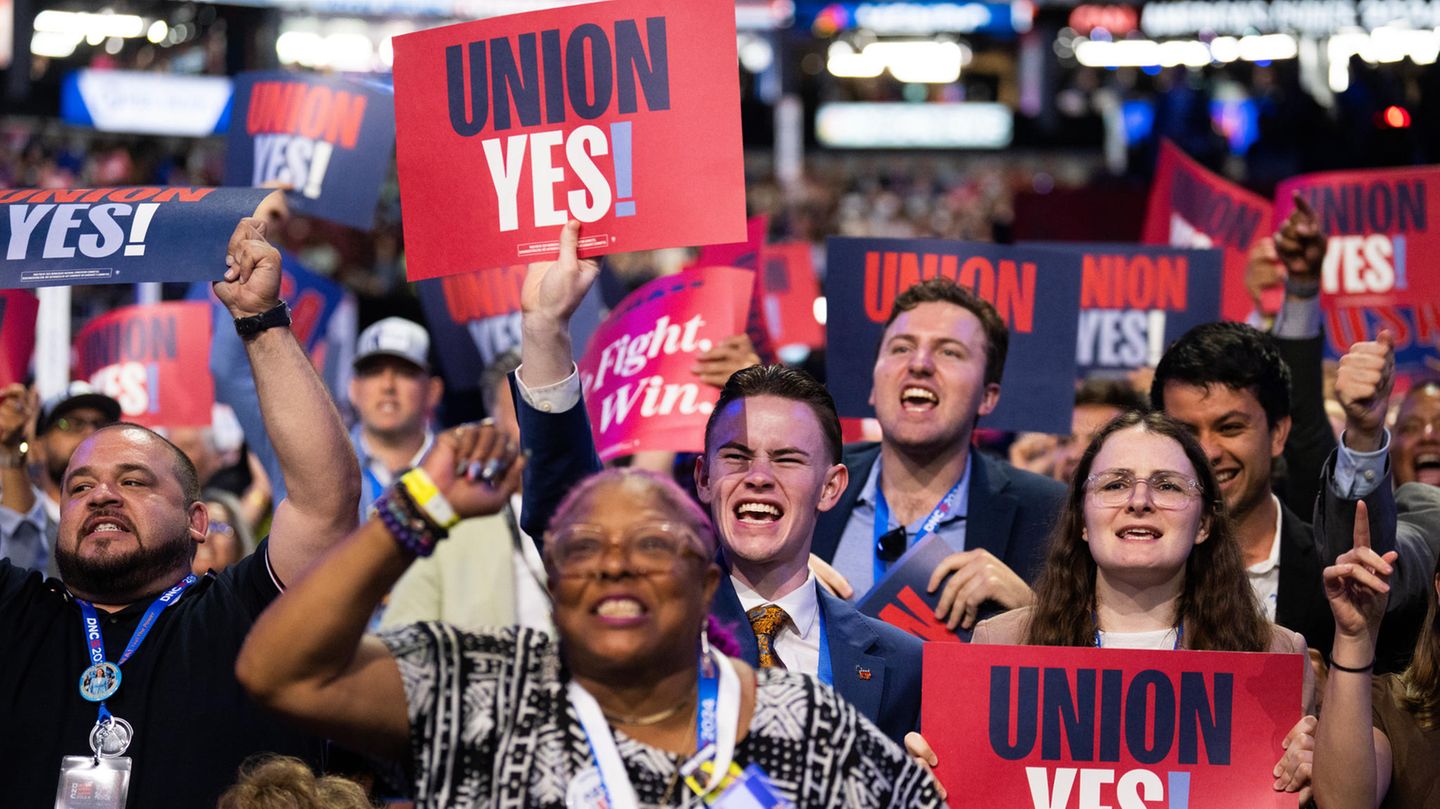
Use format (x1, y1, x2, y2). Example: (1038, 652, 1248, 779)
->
(376, 484, 448, 557)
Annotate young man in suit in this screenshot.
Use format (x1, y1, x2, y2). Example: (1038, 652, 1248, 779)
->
(512, 222, 924, 748)
(812, 279, 1066, 633)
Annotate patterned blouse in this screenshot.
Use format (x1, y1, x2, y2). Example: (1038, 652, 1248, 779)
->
(380, 622, 943, 808)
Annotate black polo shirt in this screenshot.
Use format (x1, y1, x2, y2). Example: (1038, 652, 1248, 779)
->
(0, 541, 322, 807)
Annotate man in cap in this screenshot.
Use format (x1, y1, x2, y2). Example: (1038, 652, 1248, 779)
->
(349, 317, 443, 517)
(0, 381, 120, 572)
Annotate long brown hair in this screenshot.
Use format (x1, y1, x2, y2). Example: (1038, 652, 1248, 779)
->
(1023, 411, 1272, 652)
(1398, 559, 1440, 730)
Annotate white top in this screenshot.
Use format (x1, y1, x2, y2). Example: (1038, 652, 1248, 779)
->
(1244, 494, 1284, 622)
(732, 572, 823, 676)
(1097, 627, 1180, 650)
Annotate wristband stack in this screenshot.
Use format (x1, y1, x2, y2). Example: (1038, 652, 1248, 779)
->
(376, 469, 459, 557)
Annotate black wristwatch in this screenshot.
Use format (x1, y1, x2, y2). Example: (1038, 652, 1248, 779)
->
(234, 302, 292, 340)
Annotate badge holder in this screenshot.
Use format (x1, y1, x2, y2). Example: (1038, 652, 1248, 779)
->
(55, 754, 132, 809)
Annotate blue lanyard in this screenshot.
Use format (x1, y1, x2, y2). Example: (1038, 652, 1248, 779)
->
(872, 468, 966, 586)
(815, 603, 833, 686)
(695, 648, 721, 751)
(76, 575, 197, 719)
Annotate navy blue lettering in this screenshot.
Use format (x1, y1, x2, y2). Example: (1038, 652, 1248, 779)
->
(490, 33, 541, 132)
(1042, 668, 1095, 761)
(445, 42, 488, 136)
(1099, 668, 1123, 762)
(567, 24, 613, 119)
(1124, 669, 1175, 765)
(614, 17, 670, 114)
(1179, 672, 1232, 765)
(988, 666, 1039, 760)
(541, 29, 566, 125)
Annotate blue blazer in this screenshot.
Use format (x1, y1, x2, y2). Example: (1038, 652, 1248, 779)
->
(810, 441, 1065, 623)
(709, 575, 922, 744)
(512, 379, 923, 740)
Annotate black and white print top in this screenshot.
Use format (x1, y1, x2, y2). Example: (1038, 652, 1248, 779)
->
(379, 622, 944, 809)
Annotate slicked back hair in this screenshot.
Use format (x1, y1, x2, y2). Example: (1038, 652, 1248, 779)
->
(1150, 322, 1291, 426)
(882, 278, 1009, 387)
(703, 365, 843, 466)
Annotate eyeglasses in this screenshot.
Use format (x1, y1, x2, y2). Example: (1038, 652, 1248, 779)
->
(53, 415, 113, 434)
(546, 522, 709, 577)
(1084, 470, 1203, 510)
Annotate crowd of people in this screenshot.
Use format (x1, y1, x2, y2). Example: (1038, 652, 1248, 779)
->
(0, 158, 1439, 809)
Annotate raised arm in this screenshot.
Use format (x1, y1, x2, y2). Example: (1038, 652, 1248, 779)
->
(1312, 502, 1396, 809)
(212, 216, 360, 585)
(236, 422, 522, 759)
(515, 221, 603, 538)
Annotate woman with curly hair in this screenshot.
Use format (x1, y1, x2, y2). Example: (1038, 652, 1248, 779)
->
(973, 411, 1316, 800)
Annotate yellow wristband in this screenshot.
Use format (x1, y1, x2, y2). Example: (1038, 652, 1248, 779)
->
(400, 468, 460, 530)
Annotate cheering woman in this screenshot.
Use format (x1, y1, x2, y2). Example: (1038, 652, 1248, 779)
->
(973, 411, 1316, 798)
(236, 423, 939, 808)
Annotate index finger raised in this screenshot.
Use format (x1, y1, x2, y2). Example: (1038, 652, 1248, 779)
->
(1352, 499, 1371, 551)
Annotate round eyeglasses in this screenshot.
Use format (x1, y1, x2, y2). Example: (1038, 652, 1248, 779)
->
(546, 521, 709, 578)
(1084, 470, 1203, 510)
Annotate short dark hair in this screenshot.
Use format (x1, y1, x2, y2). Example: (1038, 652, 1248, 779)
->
(1150, 322, 1291, 425)
(704, 365, 843, 465)
(86, 423, 202, 505)
(883, 278, 1009, 386)
(1076, 376, 1149, 412)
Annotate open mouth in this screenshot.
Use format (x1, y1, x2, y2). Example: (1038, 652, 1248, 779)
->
(735, 501, 782, 525)
(1415, 452, 1440, 485)
(593, 596, 647, 623)
(81, 513, 134, 540)
(1117, 527, 1162, 540)
(1213, 468, 1238, 486)
(901, 386, 939, 412)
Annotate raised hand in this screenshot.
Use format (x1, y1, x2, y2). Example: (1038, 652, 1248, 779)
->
(928, 549, 1034, 631)
(213, 216, 283, 319)
(418, 420, 524, 521)
(0, 384, 35, 450)
(1323, 501, 1397, 640)
(1335, 330, 1395, 452)
(521, 220, 601, 331)
(691, 334, 761, 388)
(1274, 194, 1326, 281)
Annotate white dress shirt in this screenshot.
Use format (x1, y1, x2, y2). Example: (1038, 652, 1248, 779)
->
(732, 572, 823, 675)
(1245, 495, 1284, 622)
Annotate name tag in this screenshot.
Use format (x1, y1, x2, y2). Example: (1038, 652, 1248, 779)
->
(55, 756, 132, 809)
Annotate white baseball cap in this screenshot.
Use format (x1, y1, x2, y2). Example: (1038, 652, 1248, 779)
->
(354, 317, 431, 373)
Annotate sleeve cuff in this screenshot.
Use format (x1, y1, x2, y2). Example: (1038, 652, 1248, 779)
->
(513, 364, 582, 413)
(1331, 429, 1391, 499)
(1271, 296, 1322, 340)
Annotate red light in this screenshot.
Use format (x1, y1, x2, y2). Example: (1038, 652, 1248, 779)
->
(1383, 105, 1411, 128)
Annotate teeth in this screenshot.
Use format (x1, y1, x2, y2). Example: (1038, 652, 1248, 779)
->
(93, 523, 121, 533)
(737, 503, 780, 522)
(1120, 529, 1159, 539)
(902, 387, 938, 403)
(1416, 454, 1440, 469)
(1215, 470, 1237, 483)
(596, 599, 643, 618)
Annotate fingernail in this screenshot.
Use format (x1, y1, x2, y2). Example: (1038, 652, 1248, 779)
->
(467, 461, 483, 482)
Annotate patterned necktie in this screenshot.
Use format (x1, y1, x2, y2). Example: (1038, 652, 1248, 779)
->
(747, 603, 790, 670)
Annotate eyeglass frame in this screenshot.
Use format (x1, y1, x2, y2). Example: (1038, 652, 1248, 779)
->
(544, 521, 712, 578)
(1082, 469, 1205, 511)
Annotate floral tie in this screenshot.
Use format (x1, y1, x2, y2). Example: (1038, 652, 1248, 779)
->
(747, 603, 789, 669)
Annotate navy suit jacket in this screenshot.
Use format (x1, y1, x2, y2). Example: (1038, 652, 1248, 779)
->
(709, 575, 922, 744)
(512, 379, 923, 740)
(811, 441, 1065, 623)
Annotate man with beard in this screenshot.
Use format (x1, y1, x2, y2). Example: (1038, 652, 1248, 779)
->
(0, 382, 119, 573)
(0, 217, 359, 808)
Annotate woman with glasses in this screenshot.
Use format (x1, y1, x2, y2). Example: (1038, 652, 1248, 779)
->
(973, 411, 1316, 799)
(237, 422, 939, 808)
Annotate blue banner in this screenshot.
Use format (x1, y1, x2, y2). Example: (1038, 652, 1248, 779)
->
(824, 237, 1081, 434)
(1026, 243, 1223, 376)
(0, 187, 276, 288)
(855, 534, 968, 642)
(225, 71, 396, 230)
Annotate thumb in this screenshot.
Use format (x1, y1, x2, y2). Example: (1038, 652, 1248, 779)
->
(558, 220, 581, 264)
(1376, 329, 1395, 351)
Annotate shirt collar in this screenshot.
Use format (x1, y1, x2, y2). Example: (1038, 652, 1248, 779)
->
(731, 571, 820, 640)
(1246, 494, 1284, 575)
(354, 428, 434, 476)
(857, 452, 973, 529)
